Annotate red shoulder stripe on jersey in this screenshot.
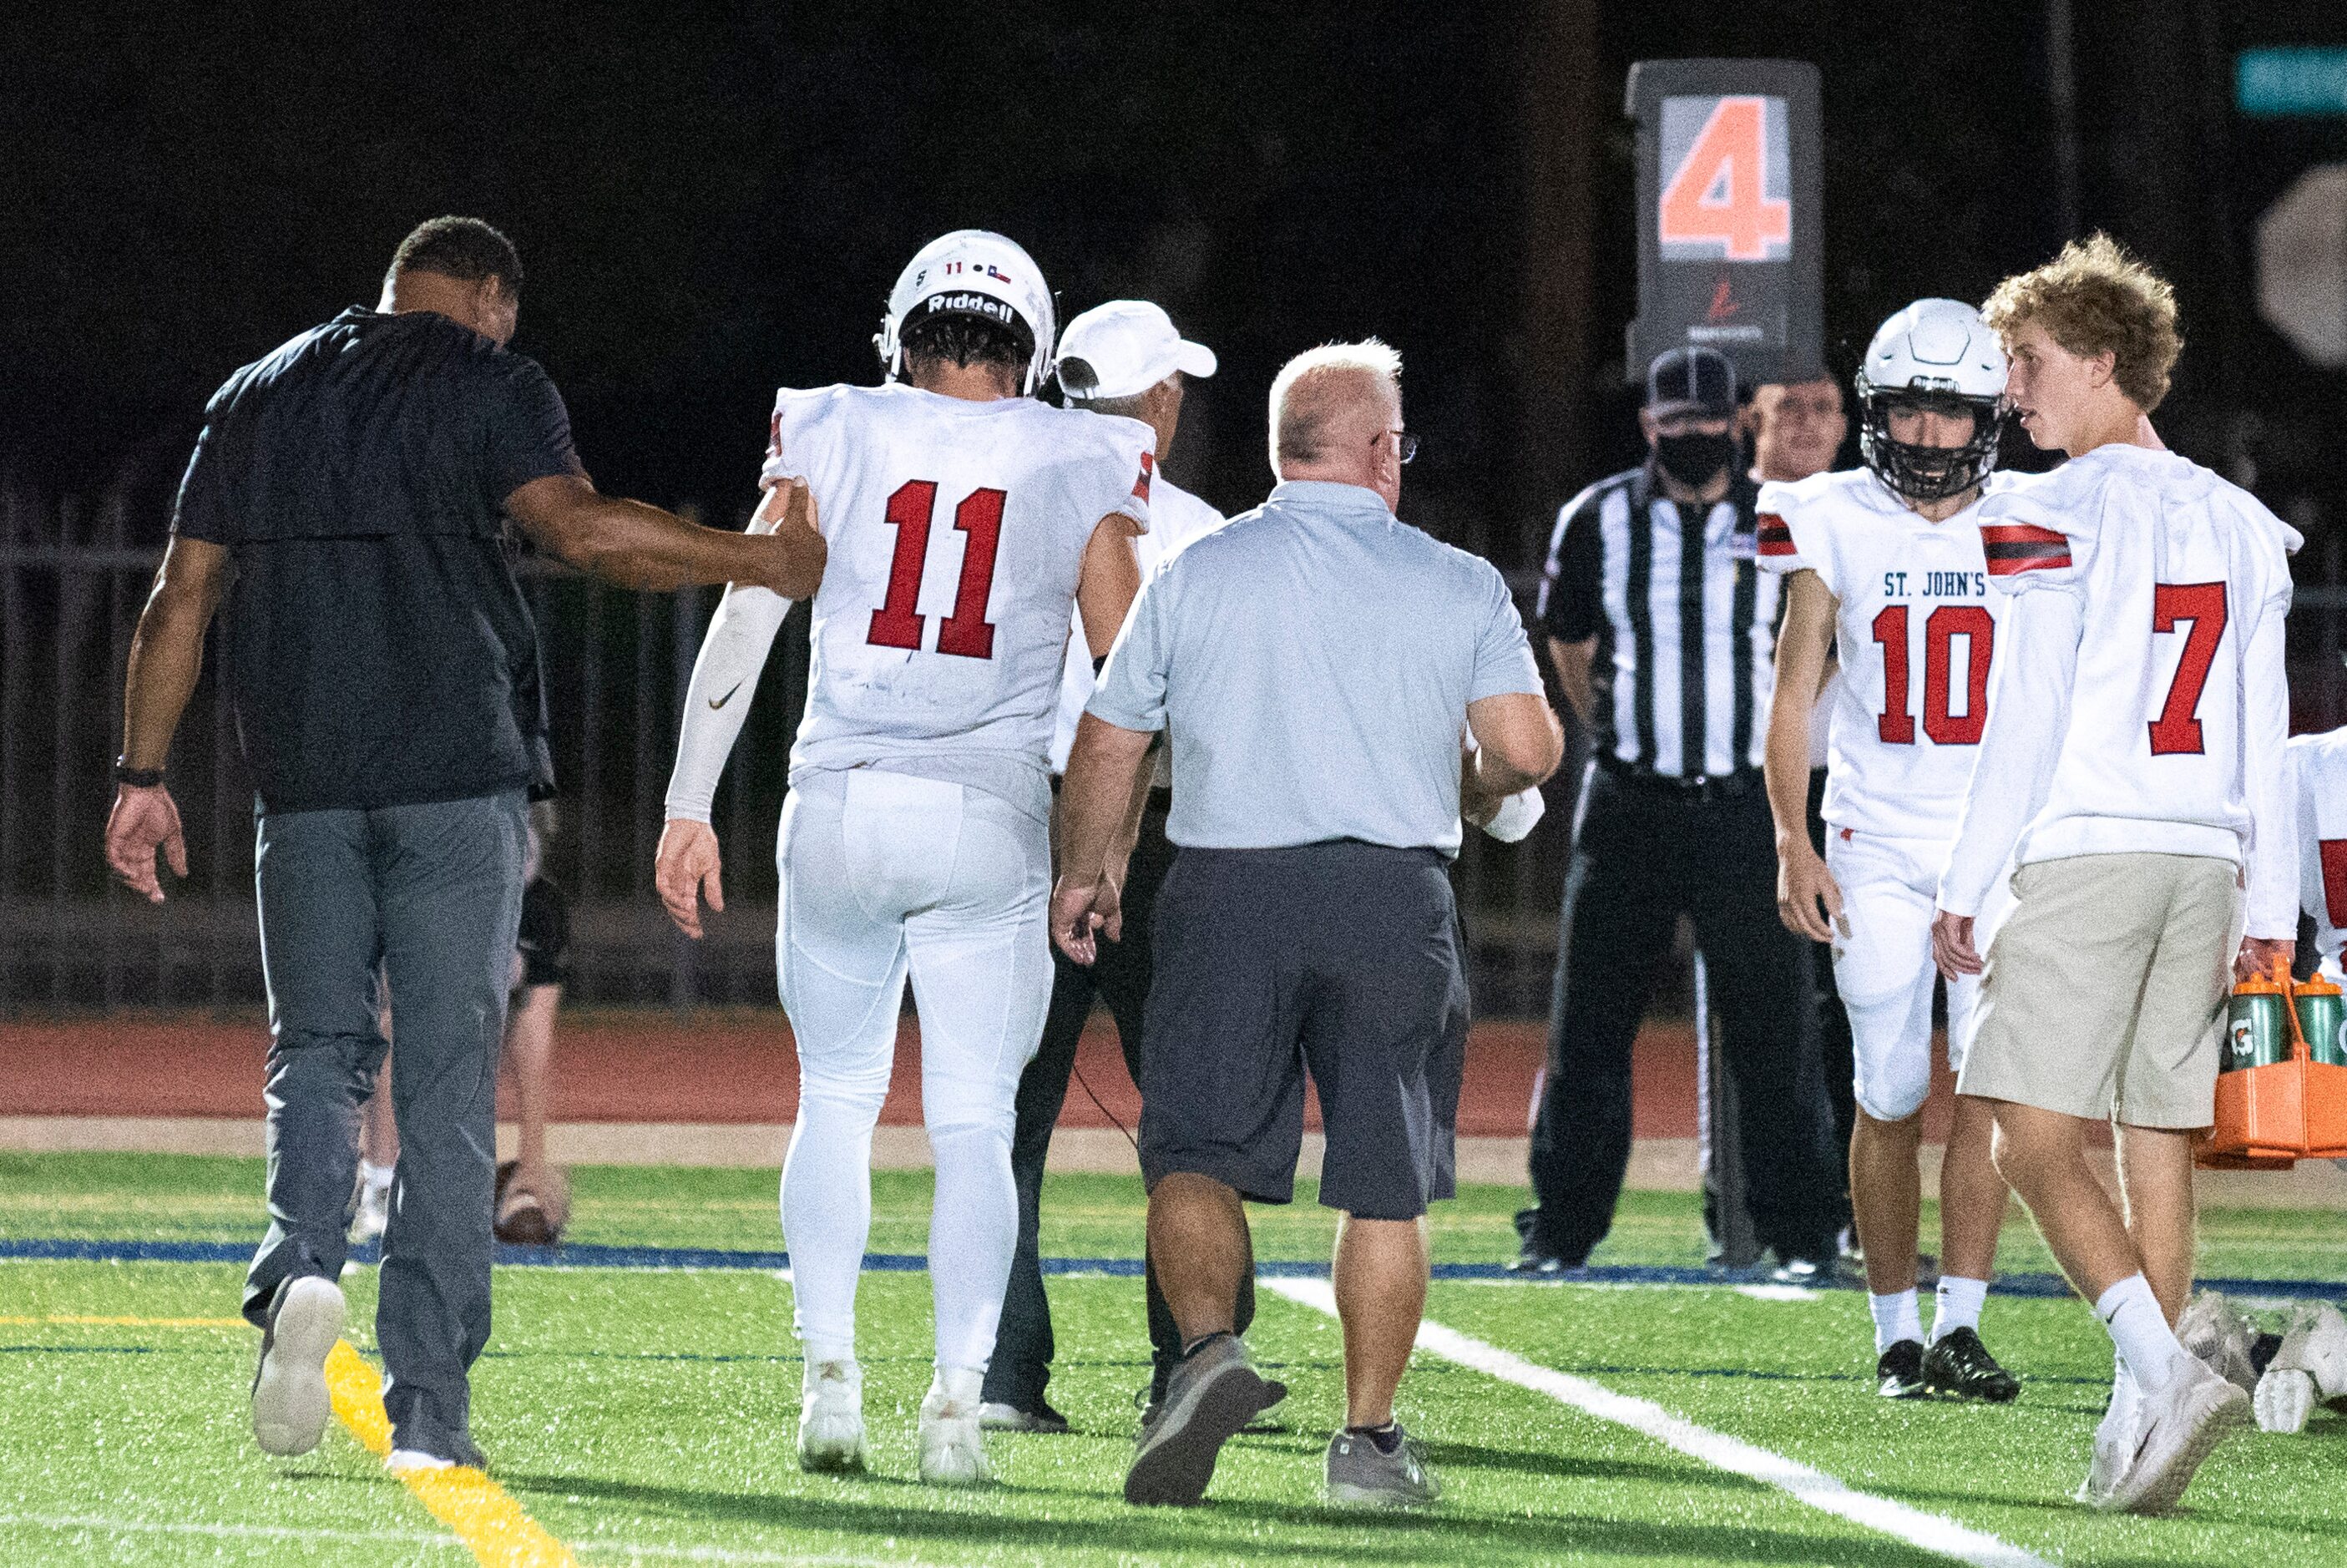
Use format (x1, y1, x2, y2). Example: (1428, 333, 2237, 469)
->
(1757, 513, 1796, 557)
(1980, 523, 2071, 575)
(1131, 449, 1154, 501)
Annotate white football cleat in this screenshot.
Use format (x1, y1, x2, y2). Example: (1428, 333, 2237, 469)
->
(918, 1368, 990, 1487)
(2096, 1355, 2250, 1515)
(2274, 1302, 2347, 1400)
(251, 1276, 346, 1456)
(351, 1171, 392, 1245)
(2074, 1368, 2141, 1507)
(2176, 1290, 2258, 1393)
(2255, 1367, 2319, 1434)
(797, 1358, 867, 1474)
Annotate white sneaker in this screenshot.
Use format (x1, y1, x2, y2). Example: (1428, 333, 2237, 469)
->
(251, 1277, 346, 1456)
(2074, 1369, 2141, 1507)
(2097, 1355, 2251, 1515)
(2177, 1291, 2258, 1393)
(386, 1449, 454, 1474)
(2255, 1367, 2319, 1434)
(2274, 1301, 2347, 1400)
(918, 1368, 990, 1486)
(797, 1358, 867, 1474)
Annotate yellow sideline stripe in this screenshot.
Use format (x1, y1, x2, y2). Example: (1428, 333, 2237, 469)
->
(0, 1314, 245, 1328)
(325, 1339, 577, 1568)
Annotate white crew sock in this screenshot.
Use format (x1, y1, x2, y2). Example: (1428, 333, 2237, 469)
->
(2095, 1274, 2188, 1393)
(780, 1088, 884, 1367)
(1869, 1289, 1924, 1353)
(925, 1117, 1019, 1374)
(359, 1161, 393, 1194)
(1930, 1277, 1989, 1343)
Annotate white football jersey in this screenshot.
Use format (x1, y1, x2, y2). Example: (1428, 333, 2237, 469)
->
(1757, 468, 2008, 842)
(2293, 726, 2347, 982)
(762, 382, 1153, 822)
(1049, 473, 1227, 776)
(1938, 444, 2301, 934)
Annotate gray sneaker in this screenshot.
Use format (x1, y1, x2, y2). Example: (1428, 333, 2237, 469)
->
(1325, 1423, 1441, 1509)
(1124, 1334, 1277, 1506)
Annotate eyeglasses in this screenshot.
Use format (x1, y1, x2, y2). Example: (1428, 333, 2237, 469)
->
(1378, 427, 1419, 464)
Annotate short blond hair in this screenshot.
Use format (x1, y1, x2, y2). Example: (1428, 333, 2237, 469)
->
(1981, 233, 2182, 412)
(1268, 339, 1401, 470)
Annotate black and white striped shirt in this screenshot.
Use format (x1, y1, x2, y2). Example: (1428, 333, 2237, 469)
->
(1536, 463, 1778, 781)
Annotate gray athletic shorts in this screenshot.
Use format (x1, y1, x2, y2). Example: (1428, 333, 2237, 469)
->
(1137, 839, 1469, 1221)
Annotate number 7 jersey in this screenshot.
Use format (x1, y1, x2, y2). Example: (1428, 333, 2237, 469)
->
(1757, 467, 2007, 842)
(764, 382, 1153, 823)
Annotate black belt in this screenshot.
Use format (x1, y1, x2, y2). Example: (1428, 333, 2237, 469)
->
(1595, 755, 1761, 803)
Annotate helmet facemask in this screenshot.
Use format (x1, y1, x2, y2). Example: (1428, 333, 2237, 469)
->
(1856, 384, 2006, 503)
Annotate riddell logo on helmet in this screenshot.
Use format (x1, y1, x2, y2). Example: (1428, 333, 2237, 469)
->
(923, 291, 1015, 325)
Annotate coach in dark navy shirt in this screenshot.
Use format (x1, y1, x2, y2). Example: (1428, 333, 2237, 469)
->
(1512, 346, 1839, 1282)
(104, 217, 824, 1472)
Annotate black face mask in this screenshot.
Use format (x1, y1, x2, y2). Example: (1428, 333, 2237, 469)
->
(1654, 430, 1737, 488)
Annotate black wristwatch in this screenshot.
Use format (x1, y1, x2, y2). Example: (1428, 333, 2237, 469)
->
(114, 759, 166, 788)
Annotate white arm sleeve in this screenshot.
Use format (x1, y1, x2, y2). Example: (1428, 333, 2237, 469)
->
(662, 584, 792, 823)
(2242, 584, 2299, 940)
(1938, 587, 2081, 918)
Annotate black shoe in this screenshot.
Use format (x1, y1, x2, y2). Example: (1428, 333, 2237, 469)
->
(1922, 1327, 2020, 1404)
(979, 1398, 1070, 1434)
(1507, 1247, 1584, 1277)
(1876, 1339, 1928, 1399)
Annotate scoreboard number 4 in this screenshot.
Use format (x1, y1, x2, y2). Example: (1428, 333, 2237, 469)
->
(1657, 96, 1791, 262)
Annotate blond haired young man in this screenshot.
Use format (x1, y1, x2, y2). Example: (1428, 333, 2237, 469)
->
(1931, 235, 2300, 1512)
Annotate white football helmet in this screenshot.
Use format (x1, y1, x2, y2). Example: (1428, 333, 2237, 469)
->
(874, 230, 1055, 395)
(1854, 298, 2008, 503)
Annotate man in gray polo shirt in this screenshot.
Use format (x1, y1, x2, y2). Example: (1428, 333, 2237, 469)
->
(1054, 340, 1562, 1509)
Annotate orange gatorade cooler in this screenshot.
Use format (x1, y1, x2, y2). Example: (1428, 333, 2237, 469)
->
(2199, 960, 2347, 1169)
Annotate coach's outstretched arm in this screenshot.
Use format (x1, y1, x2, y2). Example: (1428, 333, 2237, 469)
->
(508, 470, 825, 598)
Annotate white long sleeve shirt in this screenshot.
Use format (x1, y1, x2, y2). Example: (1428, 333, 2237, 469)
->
(1936, 443, 2300, 938)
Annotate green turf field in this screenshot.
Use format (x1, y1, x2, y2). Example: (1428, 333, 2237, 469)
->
(3, 1153, 2344, 1566)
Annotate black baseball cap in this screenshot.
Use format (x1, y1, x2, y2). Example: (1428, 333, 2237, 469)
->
(1645, 346, 1737, 418)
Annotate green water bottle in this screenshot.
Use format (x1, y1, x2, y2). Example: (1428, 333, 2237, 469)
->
(2225, 968, 2292, 1071)
(2296, 971, 2346, 1069)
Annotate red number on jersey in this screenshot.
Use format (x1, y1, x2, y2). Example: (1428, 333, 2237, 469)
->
(866, 480, 1008, 660)
(1657, 97, 1792, 261)
(1874, 603, 1995, 746)
(1871, 604, 1915, 744)
(1922, 605, 1995, 746)
(2147, 582, 2228, 756)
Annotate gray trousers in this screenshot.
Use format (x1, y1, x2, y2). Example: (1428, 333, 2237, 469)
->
(240, 791, 526, 1457)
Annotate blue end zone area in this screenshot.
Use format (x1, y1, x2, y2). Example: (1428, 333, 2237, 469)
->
(5, 1235, 2340, 1303)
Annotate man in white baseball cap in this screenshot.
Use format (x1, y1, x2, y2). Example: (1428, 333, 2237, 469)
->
(979, 300, 1241, 1436)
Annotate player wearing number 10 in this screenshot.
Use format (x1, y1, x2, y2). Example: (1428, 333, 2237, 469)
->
(1759, 300, 2020, 1407)
(1930, 235, 2301, 1513)
(654, 229, 1155, 1488)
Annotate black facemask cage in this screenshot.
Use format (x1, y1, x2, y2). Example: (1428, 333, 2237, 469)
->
(1857, 386, 2005, 503)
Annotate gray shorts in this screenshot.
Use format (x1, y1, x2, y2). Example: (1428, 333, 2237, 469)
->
(1137, 840, 1469, 1221)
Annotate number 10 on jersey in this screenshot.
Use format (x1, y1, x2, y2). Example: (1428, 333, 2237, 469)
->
(867, 479, 1006, 660)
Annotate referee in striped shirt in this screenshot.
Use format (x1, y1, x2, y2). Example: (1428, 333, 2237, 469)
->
(1513, 346, 1840, 1275)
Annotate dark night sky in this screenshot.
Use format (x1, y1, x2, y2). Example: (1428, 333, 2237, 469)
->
(8, 2, 2347, 569)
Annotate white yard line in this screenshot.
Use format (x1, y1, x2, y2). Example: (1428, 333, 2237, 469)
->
(1265, 1277, 2053, 1568)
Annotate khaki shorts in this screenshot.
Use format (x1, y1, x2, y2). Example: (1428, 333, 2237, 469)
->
(1957, 852, 2243, 1128)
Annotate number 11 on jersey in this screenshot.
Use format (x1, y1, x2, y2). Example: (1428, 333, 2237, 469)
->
(867, 478, 1007, 660)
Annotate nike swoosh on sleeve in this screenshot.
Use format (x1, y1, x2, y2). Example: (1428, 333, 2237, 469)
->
(708, 680, 745, 711)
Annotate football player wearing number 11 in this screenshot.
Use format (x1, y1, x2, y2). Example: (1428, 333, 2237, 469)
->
(1759, 300, 2020, 1408)
(1930, 235, 2300, 1515)
(654, 230, 1156, 1488)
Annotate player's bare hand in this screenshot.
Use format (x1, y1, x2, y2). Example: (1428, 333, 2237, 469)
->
(655, 817, 725, 939)
(1775, 842, 1845, 943)
(2236, 935, 2295, 985)
(104, 784, 186, 904)
(1932, 908, 1982, 980)
(1051, 873, 1112, 966)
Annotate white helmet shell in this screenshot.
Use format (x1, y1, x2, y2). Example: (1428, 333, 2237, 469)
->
(1857, 297, 2006, 400)
(875, 230, 1056, 395)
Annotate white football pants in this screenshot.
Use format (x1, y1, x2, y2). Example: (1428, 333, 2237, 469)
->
(774, 768, 1051, 1373)
(1824, 828, 1989, 1124)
